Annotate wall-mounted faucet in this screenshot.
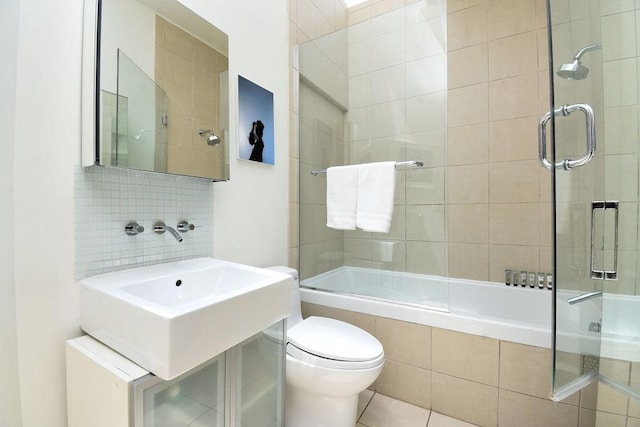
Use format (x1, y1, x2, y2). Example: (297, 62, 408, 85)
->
(125, 222, 144, 236)
(153, 221, 183, 242)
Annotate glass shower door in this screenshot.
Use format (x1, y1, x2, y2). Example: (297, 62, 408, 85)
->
(545, 0, 605, 401)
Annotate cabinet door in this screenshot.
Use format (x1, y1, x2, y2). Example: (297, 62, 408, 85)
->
(233, 320, 285, 427)
(135, 353, 226, 427)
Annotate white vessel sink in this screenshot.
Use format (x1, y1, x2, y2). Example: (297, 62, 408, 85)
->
(80, 258, 292, 380)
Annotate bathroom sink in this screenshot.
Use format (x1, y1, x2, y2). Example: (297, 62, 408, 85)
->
(80, 258, 292, 380)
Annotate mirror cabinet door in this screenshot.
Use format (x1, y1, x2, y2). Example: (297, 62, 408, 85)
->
(82, 0, 229, 181)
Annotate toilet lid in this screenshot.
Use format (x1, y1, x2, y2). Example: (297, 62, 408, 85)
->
(287, 316, 383, 363)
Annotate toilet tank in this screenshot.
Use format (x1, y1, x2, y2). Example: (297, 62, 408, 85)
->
(265, 266, 302, 329)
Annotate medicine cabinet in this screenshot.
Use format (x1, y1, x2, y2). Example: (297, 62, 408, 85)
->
(81, 0, 230, 180)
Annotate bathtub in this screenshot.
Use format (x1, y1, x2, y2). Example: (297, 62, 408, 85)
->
(301, 266, 553, 348)
(301, 266, 640, 361)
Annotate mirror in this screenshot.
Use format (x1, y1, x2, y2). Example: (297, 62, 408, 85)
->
(82, 0, 229, 180)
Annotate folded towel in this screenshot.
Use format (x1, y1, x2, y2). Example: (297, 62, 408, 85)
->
(356, 161, 396, 233)
(326, 165, 359, 230)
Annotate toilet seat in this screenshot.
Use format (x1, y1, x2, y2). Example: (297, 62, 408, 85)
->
(287, 316, 384, 370)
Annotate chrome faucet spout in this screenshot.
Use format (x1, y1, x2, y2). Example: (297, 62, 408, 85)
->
(166, 225, 183, 242)
(153, 221, 183, 242)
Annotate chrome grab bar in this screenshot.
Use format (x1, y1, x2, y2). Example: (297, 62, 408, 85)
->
(590, 201, 619, 280)
(538, 103, 596, 170)
(567, 291, 602, 305)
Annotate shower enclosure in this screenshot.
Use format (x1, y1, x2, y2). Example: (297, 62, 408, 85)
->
(298, 1, 451, 310)
(298, 0, 640, 417)
(546, 0, 640, 406)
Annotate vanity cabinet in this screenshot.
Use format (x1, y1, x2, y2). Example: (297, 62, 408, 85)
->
(67, 321, 285, 427)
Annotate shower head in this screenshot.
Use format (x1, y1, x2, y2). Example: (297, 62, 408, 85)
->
(556, 43, 602, 80)
(198, 129, 221, 146)
(557, 60, 590, 80)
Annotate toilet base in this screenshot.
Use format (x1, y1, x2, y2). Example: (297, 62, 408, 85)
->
(285, 385, 358, 427)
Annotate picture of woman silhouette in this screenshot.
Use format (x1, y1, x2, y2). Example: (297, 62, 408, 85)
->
(238, 75, 274, 164)
(248, 120, 265, 162)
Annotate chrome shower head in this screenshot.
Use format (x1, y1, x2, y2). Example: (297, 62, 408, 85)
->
(557, 60, 590, 80)
(198, 129, 221, 146)
(556, 43, 602, 80)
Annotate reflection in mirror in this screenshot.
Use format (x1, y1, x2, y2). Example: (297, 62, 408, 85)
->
(95, 0, 229, 180)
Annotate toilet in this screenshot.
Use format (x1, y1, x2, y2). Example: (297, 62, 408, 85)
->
(267, 267, 384, 427)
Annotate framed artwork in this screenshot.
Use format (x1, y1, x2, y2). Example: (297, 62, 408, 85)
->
(237, 75, 274, 164)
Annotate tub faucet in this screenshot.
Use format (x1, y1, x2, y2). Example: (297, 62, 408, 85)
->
(153, 221, 183, 242)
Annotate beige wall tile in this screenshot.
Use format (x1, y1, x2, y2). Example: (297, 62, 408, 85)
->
(164, 20, 195, 59)
(489, 73, 539, 121)
(537, 28, 549, 71)
(448, 83, 489, 127)
(594, 411, 627, 427)
(601, 11, 637, 62)
(448, 44, 489, 89)
(447, 0, 486, 14)
(487, 0, 537, 41)
(499, 342, 551, 399)
(432, 328, 499, 386)
(448, 203, 489, 243)
(580, 380, 598, 411)
(406, 205, 445, 242)
(499, 389, 579, 427)
(489, 203, 540, 245)
(406, 168, 445, 204)
(604, 106, 639, 155)
(371, 0, 405, 16)
(596, 382, 629, 416)
(488, 116, 538, 162)
(448, 164, 489, 204)
(489, 244, 540, 282)
(448, 242, 490, 280)
(603, 58, 638, 108)
(628, 417, 640, 427)
(289, 202, 299, 248)
(448, 123, 489, 166)
(447, 5, 487, 50)
(489, 160, 541, 203)
(489, 31, 538, 80)
(539, 203, 552, 247)
(375, 317, 431, 368)
(631, 363, 640, 405)
(406, 241, 446, 276)
(431, 372, 498, 426)
(376, 359, 431, 408)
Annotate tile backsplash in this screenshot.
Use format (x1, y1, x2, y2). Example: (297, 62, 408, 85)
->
(75, 165, 213, 279)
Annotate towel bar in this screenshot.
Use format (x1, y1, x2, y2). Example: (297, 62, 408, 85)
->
(310, 160, 424, 176)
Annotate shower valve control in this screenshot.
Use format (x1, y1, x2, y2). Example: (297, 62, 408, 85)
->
(177, 220, 196, 232)
(125, 222, 144, 236)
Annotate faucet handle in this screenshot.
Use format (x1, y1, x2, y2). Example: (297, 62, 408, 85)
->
(125, 222, 144, 236)
(177, 220, 196, 233)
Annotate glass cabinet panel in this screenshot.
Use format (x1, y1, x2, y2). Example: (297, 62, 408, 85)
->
(234, 321, 285, 427)
(135, 353, 226, 427)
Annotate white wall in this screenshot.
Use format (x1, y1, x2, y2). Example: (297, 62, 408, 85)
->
(0, 0, 23, 425)
(6, 0, 290, 426)
(185, 0, 291, 267)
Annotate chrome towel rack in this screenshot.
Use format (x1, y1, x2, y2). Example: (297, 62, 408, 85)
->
(310, 160, 424, 176)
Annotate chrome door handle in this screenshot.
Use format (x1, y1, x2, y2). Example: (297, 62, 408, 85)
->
(538, 103, 596, 170)
(590, 201, 619, 280)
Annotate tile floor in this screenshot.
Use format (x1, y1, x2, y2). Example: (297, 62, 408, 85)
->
(356, 390, 478, 427)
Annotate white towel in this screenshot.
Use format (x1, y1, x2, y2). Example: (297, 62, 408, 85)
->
(356, 161, 396, 233)
(326, 165, 359, 230)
